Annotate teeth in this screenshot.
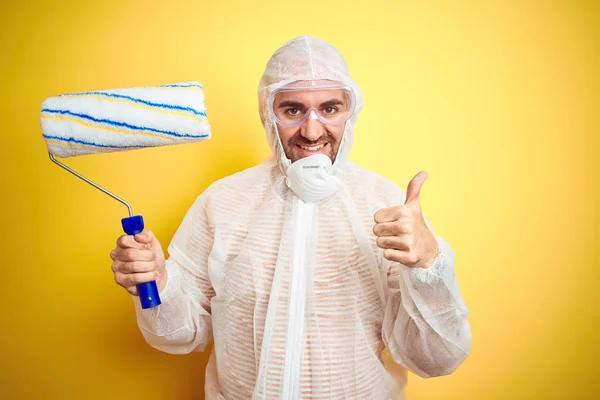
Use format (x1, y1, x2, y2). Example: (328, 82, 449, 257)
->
(300, 144, 325, 151)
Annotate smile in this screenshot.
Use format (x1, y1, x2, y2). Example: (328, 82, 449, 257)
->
(298, 143, 328, 151)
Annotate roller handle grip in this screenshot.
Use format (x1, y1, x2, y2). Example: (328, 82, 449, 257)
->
(121, 215, 162, 309)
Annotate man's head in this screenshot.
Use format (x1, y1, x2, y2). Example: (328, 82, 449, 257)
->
(268, 81, 355, 163)
(258, 35, 363, 171)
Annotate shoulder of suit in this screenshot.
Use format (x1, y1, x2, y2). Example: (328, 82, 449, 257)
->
(345, 161, 404, 201)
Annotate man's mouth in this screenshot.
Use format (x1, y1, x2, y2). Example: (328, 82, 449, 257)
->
(298, 143, 327, 151)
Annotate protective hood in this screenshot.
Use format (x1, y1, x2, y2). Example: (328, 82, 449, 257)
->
(257, 35, 364, 202)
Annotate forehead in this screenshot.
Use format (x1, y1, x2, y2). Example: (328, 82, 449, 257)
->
(274, 88, 349, 105)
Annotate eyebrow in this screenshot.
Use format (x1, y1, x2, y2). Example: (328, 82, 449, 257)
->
(277, 98, 345, 108)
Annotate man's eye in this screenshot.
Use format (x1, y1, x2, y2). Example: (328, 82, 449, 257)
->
(322, 106, 338, 115)
(285, 108, 303, 117)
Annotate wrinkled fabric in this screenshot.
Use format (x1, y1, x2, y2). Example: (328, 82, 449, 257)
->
(133, 35, 471, 399)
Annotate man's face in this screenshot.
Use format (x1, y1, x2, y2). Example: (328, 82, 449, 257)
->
(273, 88, 348, 163)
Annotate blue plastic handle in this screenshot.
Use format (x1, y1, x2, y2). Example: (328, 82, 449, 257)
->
(121, 215, 162, 309)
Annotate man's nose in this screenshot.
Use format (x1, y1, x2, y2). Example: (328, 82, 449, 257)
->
(300, 110, 325, 141)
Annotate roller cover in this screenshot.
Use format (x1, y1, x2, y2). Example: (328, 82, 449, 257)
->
(41, 82, 211, 158)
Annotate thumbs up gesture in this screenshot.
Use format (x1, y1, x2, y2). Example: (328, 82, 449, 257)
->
(373, 171, 439, 269)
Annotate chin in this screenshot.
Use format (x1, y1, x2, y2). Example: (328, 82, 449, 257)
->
(291, 153, 336, 163)
(289, 144, 337, 163)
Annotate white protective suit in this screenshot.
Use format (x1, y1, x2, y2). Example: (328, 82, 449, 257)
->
(133, 35, 472, 400)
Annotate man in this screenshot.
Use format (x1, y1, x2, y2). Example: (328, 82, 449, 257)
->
(110, 35, 472, 399)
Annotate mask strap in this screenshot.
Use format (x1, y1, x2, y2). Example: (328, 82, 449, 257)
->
(272, 120, 292, 170)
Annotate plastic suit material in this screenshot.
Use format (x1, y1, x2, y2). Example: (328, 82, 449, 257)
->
(133, 35, 472, 399)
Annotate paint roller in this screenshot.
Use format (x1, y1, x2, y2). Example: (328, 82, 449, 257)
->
(41, 82, 211, 309)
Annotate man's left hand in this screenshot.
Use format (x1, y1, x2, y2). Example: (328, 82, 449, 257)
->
(373, 171, 439, 269)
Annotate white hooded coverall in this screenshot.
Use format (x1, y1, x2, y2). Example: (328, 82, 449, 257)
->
(133, 35, 472, 400)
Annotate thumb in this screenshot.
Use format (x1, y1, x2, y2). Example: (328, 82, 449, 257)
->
(404, 171, 428, 206)
(134, 229, 156, 246)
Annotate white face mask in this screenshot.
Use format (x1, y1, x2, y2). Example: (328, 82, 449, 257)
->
(285, 154, 343, 203)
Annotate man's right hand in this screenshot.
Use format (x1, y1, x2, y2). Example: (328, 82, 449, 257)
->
(110, 230, 167, 296)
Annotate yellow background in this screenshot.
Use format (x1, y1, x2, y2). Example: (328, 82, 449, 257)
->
(1, 0, 598, 399)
